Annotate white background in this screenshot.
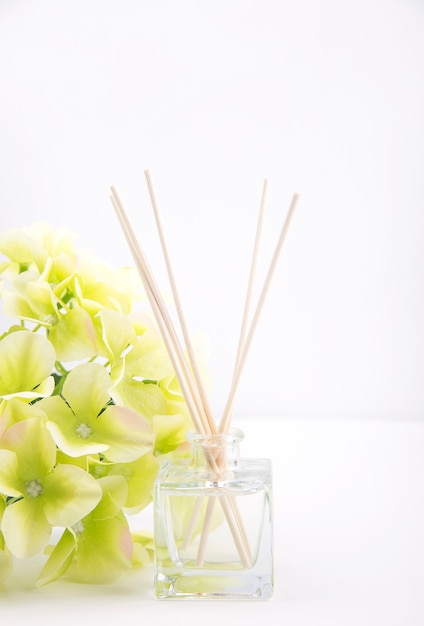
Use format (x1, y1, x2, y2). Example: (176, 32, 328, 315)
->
(0, 3, 424, 622)
(0, 0, 423, 422)
(1, 416, 424, 625)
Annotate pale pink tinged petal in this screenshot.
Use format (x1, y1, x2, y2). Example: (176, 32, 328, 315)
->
(97, 405, 155, 463)
(2, 497, 51, 558)
(68, 518, 132, 584)
(43, 464, 102, 527)
(48, 307, 97, 361)
(0, 417, 56, 480)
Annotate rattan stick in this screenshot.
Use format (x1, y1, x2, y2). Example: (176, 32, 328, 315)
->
(233, 179, 268, 379)
(195, 496, 216, 565)
(111, 189, 209, 434)
(144, 169, 216, 434)
(219, 193, 299, 433)
(112, 187, 250, 565)
(194, 176, 269, 561)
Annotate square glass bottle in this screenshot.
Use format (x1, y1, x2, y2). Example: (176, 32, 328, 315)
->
(154, 428, 273, 599)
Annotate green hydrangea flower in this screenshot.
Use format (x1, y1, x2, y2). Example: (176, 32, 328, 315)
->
(36, 475, 134, 586)
(0, 223, 196, 586)
(0, 417, 102, 558)
(39, 362, 155, 462)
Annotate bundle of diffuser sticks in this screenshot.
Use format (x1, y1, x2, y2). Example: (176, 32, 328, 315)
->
(111, 171, 298, 566)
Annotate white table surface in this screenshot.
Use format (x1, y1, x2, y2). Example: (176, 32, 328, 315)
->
(1, 415, 423, 625)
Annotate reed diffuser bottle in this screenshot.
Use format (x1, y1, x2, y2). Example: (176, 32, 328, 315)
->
(154, 429, 273, 599)
(112, 171, 298, 601)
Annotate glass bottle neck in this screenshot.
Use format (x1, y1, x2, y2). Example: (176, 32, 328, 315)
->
(186, 429, 244, 471)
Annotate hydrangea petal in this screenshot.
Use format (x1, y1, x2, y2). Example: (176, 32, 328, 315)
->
(0, 449, 24, 497)
(42, 396, 109, 458)
(46, 420, 109, 457)
(96, 309, 136, 362)
(1, 270, 57, 323)
(0, 417, 56, 483)
(50, 252, 77, 284)
(61, 362, 110, 417)
(91, 453, 159, 512)
(0, 331, 56, 399)
(36, 528, 75, 587)
(89, 475, 128, 520)
(124, 330, 174, 380)
(112, 378, 167, 418)
(48, 307, 97, 361)
(0, 228, 47, 267)
(75, 260, 138, 315)
(43, 464, 102, 527)
(67, 517, 132, 584)
(2, 496, 51, 558)
(120, 452, 158, 512)
(1, 375, 55, 401)
(131, 531, 154, 566)
(152, 413, 187, 453)
(27, 279, 57, 307)
(97, 405, 155, 463)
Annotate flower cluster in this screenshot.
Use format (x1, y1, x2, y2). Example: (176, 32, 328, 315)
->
(0, 224, 192, 585)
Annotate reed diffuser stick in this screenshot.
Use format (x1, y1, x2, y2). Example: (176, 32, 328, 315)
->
(112, 176, 298, 576)
(144, 169, 216, 434)
(111, 183, 251, 565)
(111, 188, 208, 435)
(219, 192, 299, 433)
(194, 180, 269, 565)
(233, 179, 268, 378)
